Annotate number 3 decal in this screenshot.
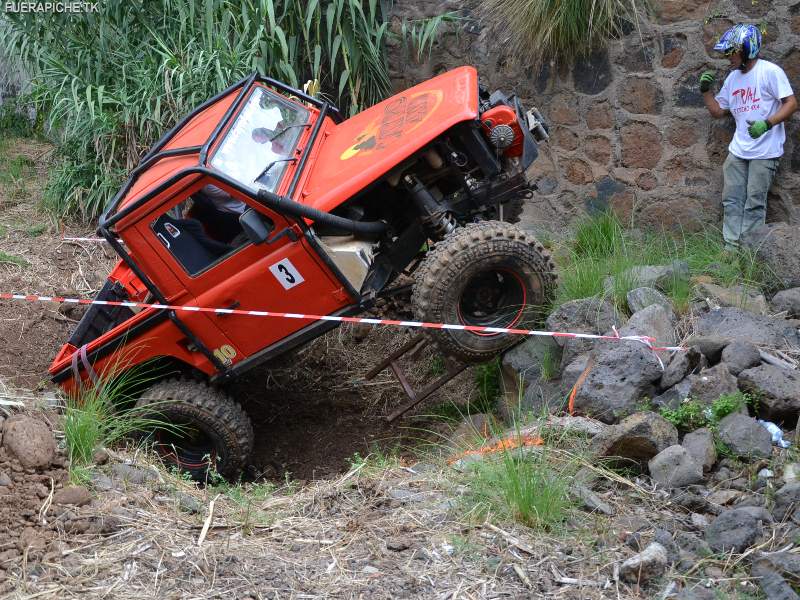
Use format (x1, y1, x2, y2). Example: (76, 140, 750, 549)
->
(269, 258, 305, 290)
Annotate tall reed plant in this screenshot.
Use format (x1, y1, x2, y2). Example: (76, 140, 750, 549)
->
(1, 0, 448, 220)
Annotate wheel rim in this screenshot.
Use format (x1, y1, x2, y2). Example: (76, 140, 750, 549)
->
(152, 422, 217, 472)
(456, 268, 527, 336)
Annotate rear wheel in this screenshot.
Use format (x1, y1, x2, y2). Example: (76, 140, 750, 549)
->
(135, 379, 253, 480)
(412, 221, 557, 363)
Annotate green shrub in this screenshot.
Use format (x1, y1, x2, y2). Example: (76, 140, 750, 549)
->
(539, 347, 559, 382)
(659, 392, 750, 432)
(660, 400, 708, 431)
(478, 0, 651, 68)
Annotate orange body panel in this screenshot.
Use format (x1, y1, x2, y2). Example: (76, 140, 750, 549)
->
(480, 105, 524, 157)
(298, 66, 479, 212)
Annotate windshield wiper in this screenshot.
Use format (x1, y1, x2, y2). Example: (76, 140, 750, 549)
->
(253, 157, 298, 184)
(270, 123, 311, 142)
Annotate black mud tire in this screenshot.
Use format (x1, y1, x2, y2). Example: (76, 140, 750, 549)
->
(135, 379, 253, 480)
(412, 221, 557, 363)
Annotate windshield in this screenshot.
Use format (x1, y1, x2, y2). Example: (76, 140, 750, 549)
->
(210, 86, 309, 193)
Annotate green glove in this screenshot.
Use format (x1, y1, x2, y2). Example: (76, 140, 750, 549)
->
(747, 119, 772, 139)
(699, 71, 715, 93)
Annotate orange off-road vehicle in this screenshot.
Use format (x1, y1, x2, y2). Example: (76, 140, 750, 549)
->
(50, 66, 557, 478)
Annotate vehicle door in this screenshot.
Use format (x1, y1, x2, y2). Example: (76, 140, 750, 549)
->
(144, 182, 353, 365)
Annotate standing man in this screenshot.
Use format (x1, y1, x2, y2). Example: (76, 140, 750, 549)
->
(699, 23, 797, 248)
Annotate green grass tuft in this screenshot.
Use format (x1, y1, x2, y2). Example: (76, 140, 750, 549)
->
(552, 212, 774, 314)
(0, 251, 27, 267)
(64, 364, 180, 469)
(478, 0, 651, 68)
(461, 444, 573, 530)
(573, 210, 625, 259)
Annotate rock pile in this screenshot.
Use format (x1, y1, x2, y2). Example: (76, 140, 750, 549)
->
(500, 256, 800, 598)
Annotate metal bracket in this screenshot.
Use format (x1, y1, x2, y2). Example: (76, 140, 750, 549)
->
(365, 333, 468, 423)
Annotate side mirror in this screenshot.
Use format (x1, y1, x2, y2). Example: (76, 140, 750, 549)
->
(239, 208, 275, 244)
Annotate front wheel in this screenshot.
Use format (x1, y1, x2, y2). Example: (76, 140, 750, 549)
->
(412, 221, 557, 363)
(135, 379, 253, 480)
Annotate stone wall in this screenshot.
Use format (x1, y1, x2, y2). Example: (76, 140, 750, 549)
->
(387, 0, 800, 234)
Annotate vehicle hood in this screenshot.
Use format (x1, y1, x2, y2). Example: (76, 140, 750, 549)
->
(299, 66, 479, 213)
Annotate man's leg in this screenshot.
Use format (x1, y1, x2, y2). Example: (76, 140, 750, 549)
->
(721, 153, 749, 247)
(742, 158, 779, 238)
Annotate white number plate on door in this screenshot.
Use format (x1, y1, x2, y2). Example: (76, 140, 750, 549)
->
(269, 258, 305, 290)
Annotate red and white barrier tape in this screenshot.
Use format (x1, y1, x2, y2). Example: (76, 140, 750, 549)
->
(0, 292, 684, 355)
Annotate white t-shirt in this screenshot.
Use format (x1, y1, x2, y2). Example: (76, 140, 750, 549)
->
(715, 59, 794, 160)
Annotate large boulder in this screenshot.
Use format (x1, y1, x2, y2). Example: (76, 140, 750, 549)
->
(740, 223, 800, 290)
(500, 336, 563, 418)
(682, 428, 716, 472)
(738, 364, 800, 424)
(648, 445, 704, 488)
(626, 287, 673, 313)
(2, 415, 56, 469)
(694, 307, 800, 349)
(590, 412, 678, 465)
(660, 347, 703, 389)
(705, 506, 773, 553)
(717, 413, 773, 459)
(619, 303, 677, 347)
(720, 340, 761, 375)
(683, 364, 739, 404)
(687, 336, 728, 363)
(604, 260, 690, 294)
(771, 287, 800, 317)
(653, 364, 738, 411)
(570, 343, 663, 423)
(545, 298, 621, 369)
(652, 378, 693, 410)
(771, 482, 800, 522)
(694, 282, 768, 315)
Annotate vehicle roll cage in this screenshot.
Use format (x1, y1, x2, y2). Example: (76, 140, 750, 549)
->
(72, 73, 350, 383)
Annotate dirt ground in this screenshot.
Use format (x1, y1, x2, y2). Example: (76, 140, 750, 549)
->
(0, 137, 480, 480)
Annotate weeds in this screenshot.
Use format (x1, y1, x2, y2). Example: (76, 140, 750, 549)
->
(0, 98, 34, 137)
(475, 358, 502, 411)
(63, 365, 179, 469)
(553, 212, 774, 313)
(539, 348, 559, 382)
(573, 210, 625, 259)
(659, 391, 750, 432)
(0, 251, 27, 267)
(461, 444, 573, 530)
(478, 0, 651, 68)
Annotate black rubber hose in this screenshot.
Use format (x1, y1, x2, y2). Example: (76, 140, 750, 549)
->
(257, 189, 387, 235)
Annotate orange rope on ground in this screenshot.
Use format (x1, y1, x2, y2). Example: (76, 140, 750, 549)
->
(447, 434, 544, 464)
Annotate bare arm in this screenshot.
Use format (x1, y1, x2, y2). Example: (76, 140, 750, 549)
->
(767, 95, 798, 127)
(702, 90, 729, 119)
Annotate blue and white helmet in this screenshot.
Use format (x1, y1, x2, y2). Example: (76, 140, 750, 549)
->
(714, 23, 762, 59)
